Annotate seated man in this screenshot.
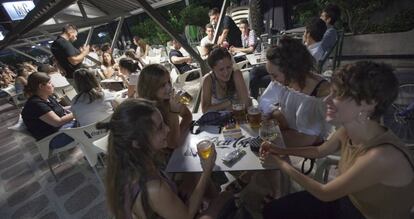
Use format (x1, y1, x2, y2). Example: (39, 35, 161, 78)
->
(169, 39, 199, 81)
(303, 17, 327, 61)
(200, 23, 215, 58)
(229, 19, 256, 55)
(320, 4, 341, 54)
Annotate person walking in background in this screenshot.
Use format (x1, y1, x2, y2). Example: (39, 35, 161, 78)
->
(51, 24, 89, 84)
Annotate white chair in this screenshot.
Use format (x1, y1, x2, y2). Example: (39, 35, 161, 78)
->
(229, 6, 250, 26)
(170, 65, 202, 89)
(62, 116, 110, 186)
(8, 116, 78, 181)
(2, 85, 26, 107)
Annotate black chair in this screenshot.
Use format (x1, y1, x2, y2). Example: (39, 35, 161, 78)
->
(382, 70, 414, 146)
(317, 30, 344, 74)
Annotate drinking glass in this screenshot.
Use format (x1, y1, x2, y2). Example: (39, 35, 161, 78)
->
(177, 90, 193, 105)
(232, 102, 246, 123)
(259, 120, 278, 143)
(247, 106, 262, 128)
(197, 140, 213, 159)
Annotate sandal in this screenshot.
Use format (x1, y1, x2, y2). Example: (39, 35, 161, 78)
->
(225, 178, 249, 194)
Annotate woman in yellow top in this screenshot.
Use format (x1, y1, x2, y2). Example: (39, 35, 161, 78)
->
(261, 61, 414, 219)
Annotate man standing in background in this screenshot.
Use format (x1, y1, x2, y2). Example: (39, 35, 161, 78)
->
(51, 24, 89, 84)
(209, 8, 242, 48)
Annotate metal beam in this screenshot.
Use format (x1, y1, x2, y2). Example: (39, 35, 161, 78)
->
(85, 26, 95, 46)
(23, 39, 52, 55)
(213, 0, 229, 45)
(84, 0, 110, 15)
(0, 0, 78, 50)
(111, 17, 125, 50)
(78, 2, 88, 20)
(134, 0, 209, 75)
(8, 48, 38, 61)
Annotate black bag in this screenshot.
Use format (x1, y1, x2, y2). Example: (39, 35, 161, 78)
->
(190, 111, 233, 134)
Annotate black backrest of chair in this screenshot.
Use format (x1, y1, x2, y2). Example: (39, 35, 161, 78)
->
(317, 30, 343, 74)
(333, 30, 345, 70)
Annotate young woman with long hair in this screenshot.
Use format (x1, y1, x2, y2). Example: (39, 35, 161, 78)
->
(71, 68, 114, 126)
(118, 58, 140, 98)
(201, 47, 251, 113)
(100, 51, 119, 79)
(99, 98, 230, 219)
(137, 64, 192, 149)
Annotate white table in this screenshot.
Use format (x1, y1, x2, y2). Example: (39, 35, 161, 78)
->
(100, 78, 124, 83)
(166, 114, 286, 173)
(246, 53, 266, 66)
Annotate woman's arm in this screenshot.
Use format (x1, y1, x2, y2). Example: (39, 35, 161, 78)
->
(142, 151, 216, 219)
(166, 112, 180, 149)
(178, 105, 193, 146)
(39, 111, 74, 127)
(262, 127, 344, 159)
(273, 146, 391, 202)
(233, 70, 252, 107)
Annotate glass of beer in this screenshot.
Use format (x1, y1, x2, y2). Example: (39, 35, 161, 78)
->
(259, 120, 278, 143)
(247, 106, 262, 128)
(178, 90, 193, 105)
(197, 140, 213, 159)
(232, 102, 246, 123)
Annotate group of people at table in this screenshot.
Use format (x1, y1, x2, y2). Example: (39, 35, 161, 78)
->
(15, 4, 414, 219)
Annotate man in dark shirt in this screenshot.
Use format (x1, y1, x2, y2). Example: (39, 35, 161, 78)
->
(169, 40, 199, 81)
(51, 24, 89, 80)
(209, 8, 242, 48)
(169, 40, 193, 73)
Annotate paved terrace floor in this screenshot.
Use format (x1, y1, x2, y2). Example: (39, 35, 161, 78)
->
(0, 104, 110, 219)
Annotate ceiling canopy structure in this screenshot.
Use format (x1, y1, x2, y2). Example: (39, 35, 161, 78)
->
(0, 0, 181, 50)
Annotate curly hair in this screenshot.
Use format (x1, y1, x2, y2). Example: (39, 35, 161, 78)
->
(331, 61, 399, 121)
(266, 36, 315, 89)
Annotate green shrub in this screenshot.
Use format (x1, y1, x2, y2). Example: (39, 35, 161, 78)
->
(366, 8, 414, 33)
(180, 5, 209, 27)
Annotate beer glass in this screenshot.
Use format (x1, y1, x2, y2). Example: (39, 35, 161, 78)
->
(178, 90, 193, 105)
(259, 120, 278, 143)
(197, 140, 213, 159)
(247, 106, 262, 128)
(232, 102, 246, 123)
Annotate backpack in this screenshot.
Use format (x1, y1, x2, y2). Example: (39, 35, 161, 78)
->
(190, 111, 233, 134)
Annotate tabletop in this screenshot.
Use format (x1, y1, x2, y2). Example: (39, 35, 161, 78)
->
(166, 114, 286, 173)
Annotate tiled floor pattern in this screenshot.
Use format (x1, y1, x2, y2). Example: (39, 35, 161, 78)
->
(0, 106, 111, 219)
